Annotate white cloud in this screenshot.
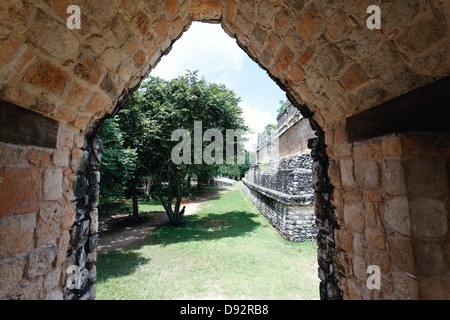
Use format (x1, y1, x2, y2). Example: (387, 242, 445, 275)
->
(152, 22, 244, 80)
(150, 22, 278, 153)
(240, 102, 276, 152)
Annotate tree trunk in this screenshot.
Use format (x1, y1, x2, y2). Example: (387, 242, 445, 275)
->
(143, 176, 151, 202)
(159, 195, 186, 226)
(132, 177, 140, 221)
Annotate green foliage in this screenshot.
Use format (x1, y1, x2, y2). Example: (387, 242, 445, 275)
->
(218, 150, 254, 180)
(276, 100, 287, 114)
(98, 118, 137, 205)
(115, 71, 248, 222)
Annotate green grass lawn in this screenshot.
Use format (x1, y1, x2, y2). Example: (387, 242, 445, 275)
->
(95, 182, 320, 300)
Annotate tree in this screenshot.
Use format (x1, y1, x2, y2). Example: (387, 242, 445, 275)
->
(97, 118, 137, 205)
(277, 100, 287, 114)
(117, 71, 248, 225)
(218, 150, 254, 180)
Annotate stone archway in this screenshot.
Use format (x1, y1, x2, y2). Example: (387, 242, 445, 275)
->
(0, 0, 449, 300)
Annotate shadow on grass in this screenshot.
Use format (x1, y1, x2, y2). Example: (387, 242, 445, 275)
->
(96, 250, 150, 283)
(96, 210, 259, 283)
(149, 210, 260, 246)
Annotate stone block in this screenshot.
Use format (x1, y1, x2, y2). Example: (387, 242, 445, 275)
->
(287, 64, 305, 84)
(100, 74, 119, 97)
(36, 202, 61, 247)
(414, 241, 445, 276)
(355, 160, 380, 190)
(353, 141, 382, 159)
(90, 208, 98, 235)
(0, 36, 23, 66)
(367, 246, 390, 274)
(382, 138, 403, 156)
(390, 238, 415, 273)
(190, 0, 222, 21)
(26, 244, 57, 279)
(395, 9, 447, 56)
(275, 46, 294, 71)
(56, 230, 70, 266)
(333, 142, 352, 157)
(381, 160, 406, 196)
(0, 86, 35, 109)
(43, 168, 63, 201)
(71, 115, 90, 132)
(0, 256, 25, 297)
(363, 191, 382, 203)
(382, 197, 411, 235)
(324, 9, 351, 42)
(338, 64, 369, 91)
(418, 277, 448, 300)
(0, 143, 25, 165)
(346, 277, 362, 299)
(61, 202, 76, 230)
(100, 47, 121, 72)
(85, 93, 108, 114)
(74, 55, 103, 85)
(311, 44, 347, 78)
(353, 254, 368, 282)
(25, 59, 69, 94)
(335, 229, 353, 252)
(393, 272, 418, 300)
(0, 168, 40, 218)
(0, 213, 35, 257)
(365, 228, 385, 250)
(344, 202, 364, 233)
(410, 199, 447, 237)
(44, 289, 63, 300)
(54, 107, 77, 123)
(14, 276, 44, 300)
(274, 8, 291, 34)
(364, 201, 380, 228)
(52, 149, 70, 167)
(71, 148, 89, 172)
(165, 0, 179, 17)
(64, 83, 90, 106)
(43, 268, 61, 293)
(404, 156, 448, 197)
(27, 149, 50, 168)
(297, 6, 323, 43)
(328, 159, 341, 187)
(339, 158, 355, 187)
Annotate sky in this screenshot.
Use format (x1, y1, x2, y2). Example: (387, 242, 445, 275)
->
(150, 22, 287, 152)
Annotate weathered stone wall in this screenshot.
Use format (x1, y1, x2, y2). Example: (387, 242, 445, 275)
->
(256, 101, 315, 163)
(0, 128, 85, 299)
(247, 154, 313, 195)
(243, 153, 316, 242)
(326, 130, 450, 299)
(278, 112, 316, 159)
(63, 138, 102, 300)
(242, 179, 316, 242)
(0, 0, 448, 300)
(256, 126, 278, 164)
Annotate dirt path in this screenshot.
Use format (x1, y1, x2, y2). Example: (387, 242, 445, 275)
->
(97, 188, 231, 254)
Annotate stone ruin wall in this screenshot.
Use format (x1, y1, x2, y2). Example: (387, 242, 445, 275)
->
(277, 102, 316, 159)
(246, 100, 317, 243)
(243, 153, 317, 242)
(256, 101, 316, 164)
